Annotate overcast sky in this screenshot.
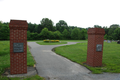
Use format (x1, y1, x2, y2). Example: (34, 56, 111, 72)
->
(0, 0, 120, 28)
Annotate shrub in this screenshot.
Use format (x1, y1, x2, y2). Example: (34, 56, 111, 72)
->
(43, 40, 49, 42)
(43, 40, 59, 42)
(55, 40, 59, 42)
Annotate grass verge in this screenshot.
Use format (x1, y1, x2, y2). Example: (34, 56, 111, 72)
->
(54, 42, 120, 74)
(0, 41, 44, 80)
(0, 75, 44, 80)
(36, 41, 67, 45)
(27, 40, 87, 42)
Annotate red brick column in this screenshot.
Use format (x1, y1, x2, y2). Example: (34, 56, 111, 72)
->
(9, 20, 28, 74)
(86, 28, 105, 67)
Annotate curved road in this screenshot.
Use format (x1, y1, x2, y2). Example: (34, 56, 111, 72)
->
(28, 42, 120, 80)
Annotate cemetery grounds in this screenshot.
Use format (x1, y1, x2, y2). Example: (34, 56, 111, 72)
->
(0, 40, 120, 79)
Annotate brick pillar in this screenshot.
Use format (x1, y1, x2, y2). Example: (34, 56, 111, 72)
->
(86, 28, 105, 67)
(9, 20, 28, 74)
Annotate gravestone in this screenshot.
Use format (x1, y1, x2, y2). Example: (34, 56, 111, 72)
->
(117, 40, 120, 44)
(86, 28, 105, 67)
(107, 40, 111, 43)
(9, 20, 28, 74)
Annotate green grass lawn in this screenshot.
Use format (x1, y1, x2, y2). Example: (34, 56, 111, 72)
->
(0, 41, 44, 80)
(60, 40, 87, 42)
(27, 40, 43, 42)
(54, 42, 120, 74)
(27, 40, 87, 42)
(0, 75, 44, 80)
(36, 41, 67, 45)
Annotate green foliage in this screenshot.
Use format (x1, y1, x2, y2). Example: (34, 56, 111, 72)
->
(56, 20, 68, 33)
(62, 29, 70, 39)
(48, 31, 55, 39)
(27, 31, 39, 40)
(71, 28, 81, 40)
(103, 26, 109, 35)
(39, 28, 49, 40)
(3, 19, 120, 40)
(112, 28, 120, 40)
(110, 24, 119, 28)
(40, 18, 55, 31)
(0, 19, 89, 40)
(34, 24, 43, 33)
(104, 34, 108, 40)
(54, 31, 62, 39)
(56, 20, 68, 27)
(0, 23, 9, 40)
(28, 23, 36, 33)
(27, 31, 31, 40)
(81, 29, 87, 40)
(94, 25, 102, 28)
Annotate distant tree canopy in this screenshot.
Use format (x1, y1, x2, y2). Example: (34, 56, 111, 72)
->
(56, 20, 68, 33)
(40, 18, 55, 31)
(94, 25, 102, 28)
(71, 28, 81, 40)
(110, 24, 119, 28)
(0, 22, 9, 40)
(0, 18, 120, 40)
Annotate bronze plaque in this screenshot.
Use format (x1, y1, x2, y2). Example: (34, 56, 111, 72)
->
(13, 43, 24, 52)
(96, 44, 102, 51)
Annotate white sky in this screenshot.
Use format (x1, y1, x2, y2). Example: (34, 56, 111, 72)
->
(0, 0, 120, 28)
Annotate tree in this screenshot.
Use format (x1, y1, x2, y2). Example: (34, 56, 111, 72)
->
(40, 18, 54, 31)
(103, 26, 109, 35)
(0, 24, 10, 40)
(110, 24, 119, 28)
(104, 34, 108, 40)
(0, 21, 2, 29)
(112, 28, 120, 40)
(71, 28, 81, 40)
(81, 29, 87, 40)
(34, 24, 44, 33)
(27, 22, 36, 32)
(39, 28, 49, 40)
(31, 33, 39, 40)
(108, 24, 119, 39)
(94, 25, 102, 28)
(54, 31, 62, 39)
(56, 20, 68, 33)
(62, 29, 70, 39)
(27, 31, 31, 40)
(56, 20, 68, 27)
(48, 31, 55, 39)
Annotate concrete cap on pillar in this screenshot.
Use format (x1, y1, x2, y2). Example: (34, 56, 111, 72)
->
(87, 28, 105, 35)
(9, 20, 28, 29)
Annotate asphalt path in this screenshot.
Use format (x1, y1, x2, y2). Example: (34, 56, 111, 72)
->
(28, 42, 120, 80)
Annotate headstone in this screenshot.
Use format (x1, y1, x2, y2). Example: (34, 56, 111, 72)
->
(104, 40, 107, 42)
(86, 28, 105, 67)
(9, 20, 28, 74)
(117, 40, 120, 44)
(107, 40, 111, 43)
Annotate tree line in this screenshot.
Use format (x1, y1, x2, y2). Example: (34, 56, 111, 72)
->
(0, 18, 120, 40)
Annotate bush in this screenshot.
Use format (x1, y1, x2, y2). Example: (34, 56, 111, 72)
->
(43, 40, 59, 42)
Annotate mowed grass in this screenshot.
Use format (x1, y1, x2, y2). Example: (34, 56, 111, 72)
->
(36, 41, 67, 45)
(60, 40, 87, 42)
(0, 41, 44, 80)
(54, 42, 120, 74)
(0, 75, 44, 80)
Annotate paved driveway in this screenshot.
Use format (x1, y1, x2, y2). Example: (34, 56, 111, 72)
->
(28, 42, 120, 80)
